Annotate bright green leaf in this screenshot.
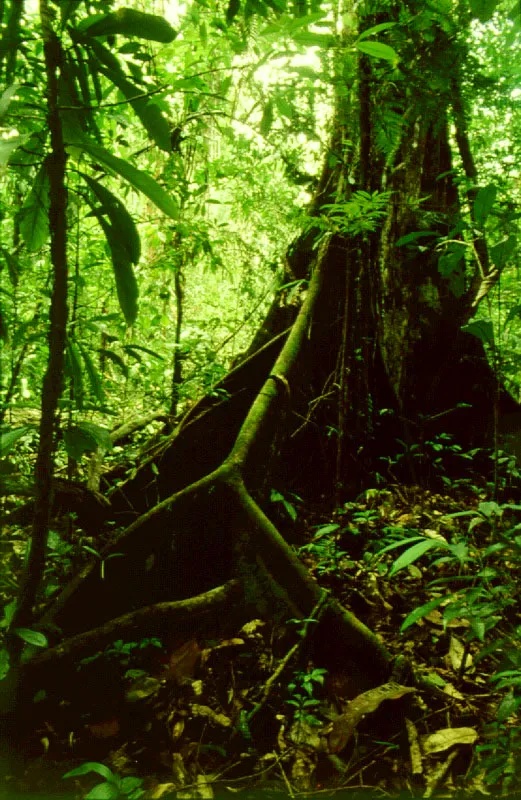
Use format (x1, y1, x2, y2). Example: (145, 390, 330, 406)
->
(0, 426, 33, 457)
(400, 595, 448, 633)
(85, 782, 120, 799)
(357, 22, 397, 41)
(356, 41, 398, 62)
(461, 319, 494, 345)
(70, 140, 178, 219)
(14, 628, 48, 648)
(292, 31, 335, 47)
(390, 539, 443, 577)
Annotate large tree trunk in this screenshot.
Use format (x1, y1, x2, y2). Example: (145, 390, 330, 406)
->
(7, 0, 519, 762)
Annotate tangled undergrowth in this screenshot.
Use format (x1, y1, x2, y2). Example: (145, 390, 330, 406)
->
(2, 471, 521, 800)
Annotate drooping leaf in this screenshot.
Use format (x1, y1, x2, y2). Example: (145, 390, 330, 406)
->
(81, 173, 141, 264)
(96, 214, 139, 325)
(70, 140, 178, 219)
(473, 183, 497, 226)
(18, 166, 50, 251)
(470, 0, 499, 21)
(461, 319, 494, 345)
(79, 9, 177, 43)
(0, 426, 34, 457)
(356, 41, 398, 62)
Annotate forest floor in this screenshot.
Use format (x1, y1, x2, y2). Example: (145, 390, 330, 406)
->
(2, 472, 521, 800)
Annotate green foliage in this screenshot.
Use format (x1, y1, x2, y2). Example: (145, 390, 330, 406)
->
(319, 191, 392, 237)
(63, 762, 145, 800)
(286, 666, 327, 726)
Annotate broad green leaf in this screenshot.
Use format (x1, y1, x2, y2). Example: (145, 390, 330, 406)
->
(18, 166, 50, 251)
(96, 214, 139, 325)
(292, 31, 335, 47)
(70, 140, 178, 219)
(80, 9, 177, 43)
(314, 524, 340, 537)
(81, 173, 141, 264)
(85, 784, 120, 800)
(473, 183, 497, 226)
(0, 134, 30, 166)
(470, 0, 499, 21)
(396, 231, 437, 247)
(356, 41, 398, 62)
(119, 777, 143, 793)
(357, 22, 397, 41)
(14, 628, 48, 647)
(490, 234, 516, 269)
(400, 595, 448, 632)
(63, 425, 99, 461)
(77, 422, 113, 451)
(64, 762, 115, 781)
(390, 539, 442, 577)
(0, 426, 33, 456)
(438, 245, 465, 277)
(461, 319, 494, 345)
(0, 84, 18, 121)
